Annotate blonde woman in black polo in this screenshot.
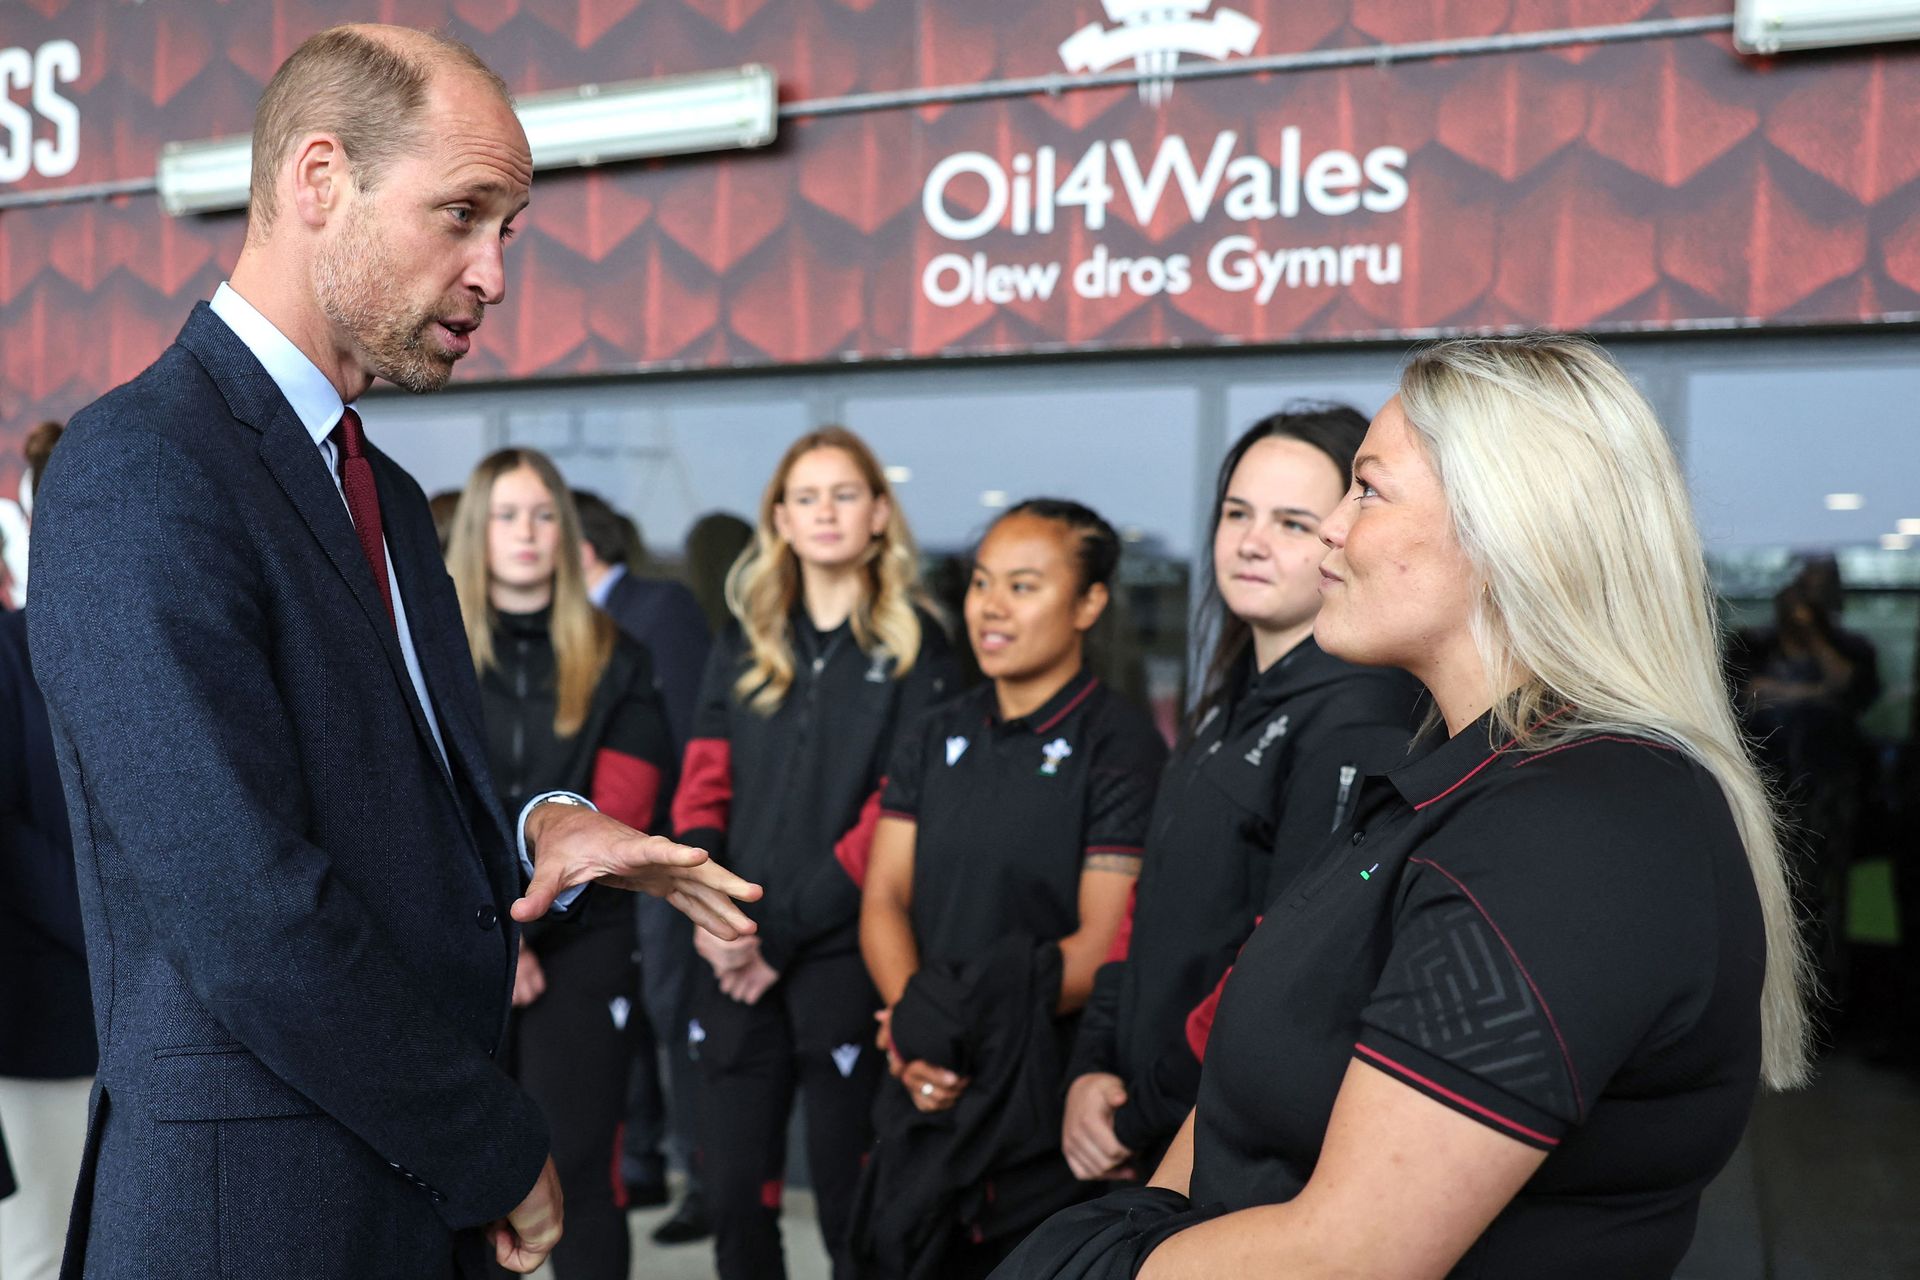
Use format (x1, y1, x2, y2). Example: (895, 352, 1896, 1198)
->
(996, 336, 1809, 1280)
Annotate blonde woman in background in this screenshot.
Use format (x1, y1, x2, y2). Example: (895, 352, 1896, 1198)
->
(446, 448, 679, 1280)
(673, 427, 959, 1280)
(997, 334, 1809, 1280)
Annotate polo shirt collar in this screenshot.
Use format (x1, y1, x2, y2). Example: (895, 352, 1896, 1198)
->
(1385, 705, 1573, 811)
(990, 667, 1098, 736)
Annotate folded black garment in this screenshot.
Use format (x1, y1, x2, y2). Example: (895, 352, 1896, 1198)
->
(987, 1186, 1227, 1280)
(851, 937, 1086, 1279)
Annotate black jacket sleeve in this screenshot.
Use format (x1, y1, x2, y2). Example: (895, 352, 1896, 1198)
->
(1110, 1037, 1203, 1156)
(670, 630, 740, 860)
(0, 613, 85, 959)
(1067, 958, 1127, 1080)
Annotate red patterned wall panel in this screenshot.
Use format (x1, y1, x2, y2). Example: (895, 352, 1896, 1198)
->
(3, 0, 1919, 489)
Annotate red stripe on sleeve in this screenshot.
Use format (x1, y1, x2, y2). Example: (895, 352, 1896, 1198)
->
(672, 737, 733, 835)
(834, 784, 886, 889)
(1104, 881, 1138, 964)
(1353, 1043, 1561, 1148)
(591, 749, 663, 830)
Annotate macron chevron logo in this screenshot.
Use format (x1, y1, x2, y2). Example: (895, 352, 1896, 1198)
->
(1059, 1, 1262, 106)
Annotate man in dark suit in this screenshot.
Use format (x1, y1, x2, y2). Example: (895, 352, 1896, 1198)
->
(575, 493, 710, 755)
(26, 25, 755, 1280)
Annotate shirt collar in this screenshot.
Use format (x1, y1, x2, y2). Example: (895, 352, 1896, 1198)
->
(209, 282, 351, 448)
(588, 562, 627, 609)
(991, 667, 1099, 736)
(1385, 705, 1572, 811)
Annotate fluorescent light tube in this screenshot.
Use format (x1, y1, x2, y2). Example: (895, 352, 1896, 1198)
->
(157, 135, 253, 216)
(518, 65, 778, 169)
(1735, 0, 1920, 54)
(156, 64, 778, 217)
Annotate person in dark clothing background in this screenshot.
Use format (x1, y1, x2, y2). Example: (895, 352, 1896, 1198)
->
(574, 492, 710, 761)
(1061, 406, 1423, 1186)
(1732, 554, 1882, 1010)
(674, 427, 957, 1280)
(0, 420, 95, 1280)
(684, 511, 755, 637)
(573, 489, 716, 1239)
(859, 499, 1167, 1279)
(447, 448, 679, 1280)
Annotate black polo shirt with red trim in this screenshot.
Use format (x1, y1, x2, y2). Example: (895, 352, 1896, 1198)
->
(881, 669, 1168, 965)
(1190, 714, 1766, 1278)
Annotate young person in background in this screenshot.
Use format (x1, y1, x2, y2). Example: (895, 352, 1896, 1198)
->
(675, 427, 957, 1280)
(858, 499, 1167, 1279)
(0, 422, 95, 1280)
(1061, 407, 1422, 1186)
(447, 448, 678, 1280)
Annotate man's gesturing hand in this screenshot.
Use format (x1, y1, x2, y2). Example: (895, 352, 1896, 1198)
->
(512, 803, 762, 935)
(488, 1155, 563, 1273)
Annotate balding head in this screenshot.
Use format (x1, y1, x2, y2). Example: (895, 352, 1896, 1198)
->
(247, 24, 511, 234)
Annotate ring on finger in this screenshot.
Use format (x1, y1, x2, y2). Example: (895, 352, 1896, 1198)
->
(920, 1081, 936, 1098)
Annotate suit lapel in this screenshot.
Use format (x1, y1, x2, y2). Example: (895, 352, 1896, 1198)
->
(178, 305, 455, 797)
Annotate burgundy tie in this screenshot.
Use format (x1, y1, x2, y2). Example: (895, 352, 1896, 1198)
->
(333, 408, 395, 625)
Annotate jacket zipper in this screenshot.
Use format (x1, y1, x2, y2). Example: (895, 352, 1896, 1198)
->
(1329, 764, 1358, 833)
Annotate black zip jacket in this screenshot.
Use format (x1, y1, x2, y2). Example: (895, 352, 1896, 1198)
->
(1070, 639, 1424, 1157)
(478, 606, 676, 945)
(672, 607, 958, 973)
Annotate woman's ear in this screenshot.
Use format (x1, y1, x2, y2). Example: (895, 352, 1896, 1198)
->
(869, 494, 892, 538)
(770, 499, 792, 547)
(1073, 581, 1111, 633)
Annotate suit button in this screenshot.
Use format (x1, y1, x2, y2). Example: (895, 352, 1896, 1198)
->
(1350, 830, 1366, 846)
(476, 904, 498, 931)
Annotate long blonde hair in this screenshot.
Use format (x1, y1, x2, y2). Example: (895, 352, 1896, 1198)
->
(726, 427, 929, 712)
(446, 448, 614, 738)
(1397, 334, 1811, 1090)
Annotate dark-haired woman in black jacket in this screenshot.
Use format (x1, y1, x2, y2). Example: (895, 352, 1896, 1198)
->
(1061, 408, 1422, 1184)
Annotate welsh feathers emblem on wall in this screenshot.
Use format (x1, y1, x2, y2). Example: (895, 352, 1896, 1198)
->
(1059, 1, 1262, 104)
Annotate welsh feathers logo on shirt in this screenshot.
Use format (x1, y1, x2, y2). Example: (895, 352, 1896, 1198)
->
(1040, 737, 1074, 776)
(1244, 714, 1290, 766)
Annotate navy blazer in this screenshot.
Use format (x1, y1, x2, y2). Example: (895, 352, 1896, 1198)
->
(0, 606, 96, 1079)
(600, 570, 710, 755)
(28, 304, 547, 1280)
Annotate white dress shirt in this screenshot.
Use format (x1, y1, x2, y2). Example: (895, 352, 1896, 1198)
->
(587, 561, 626, 610)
